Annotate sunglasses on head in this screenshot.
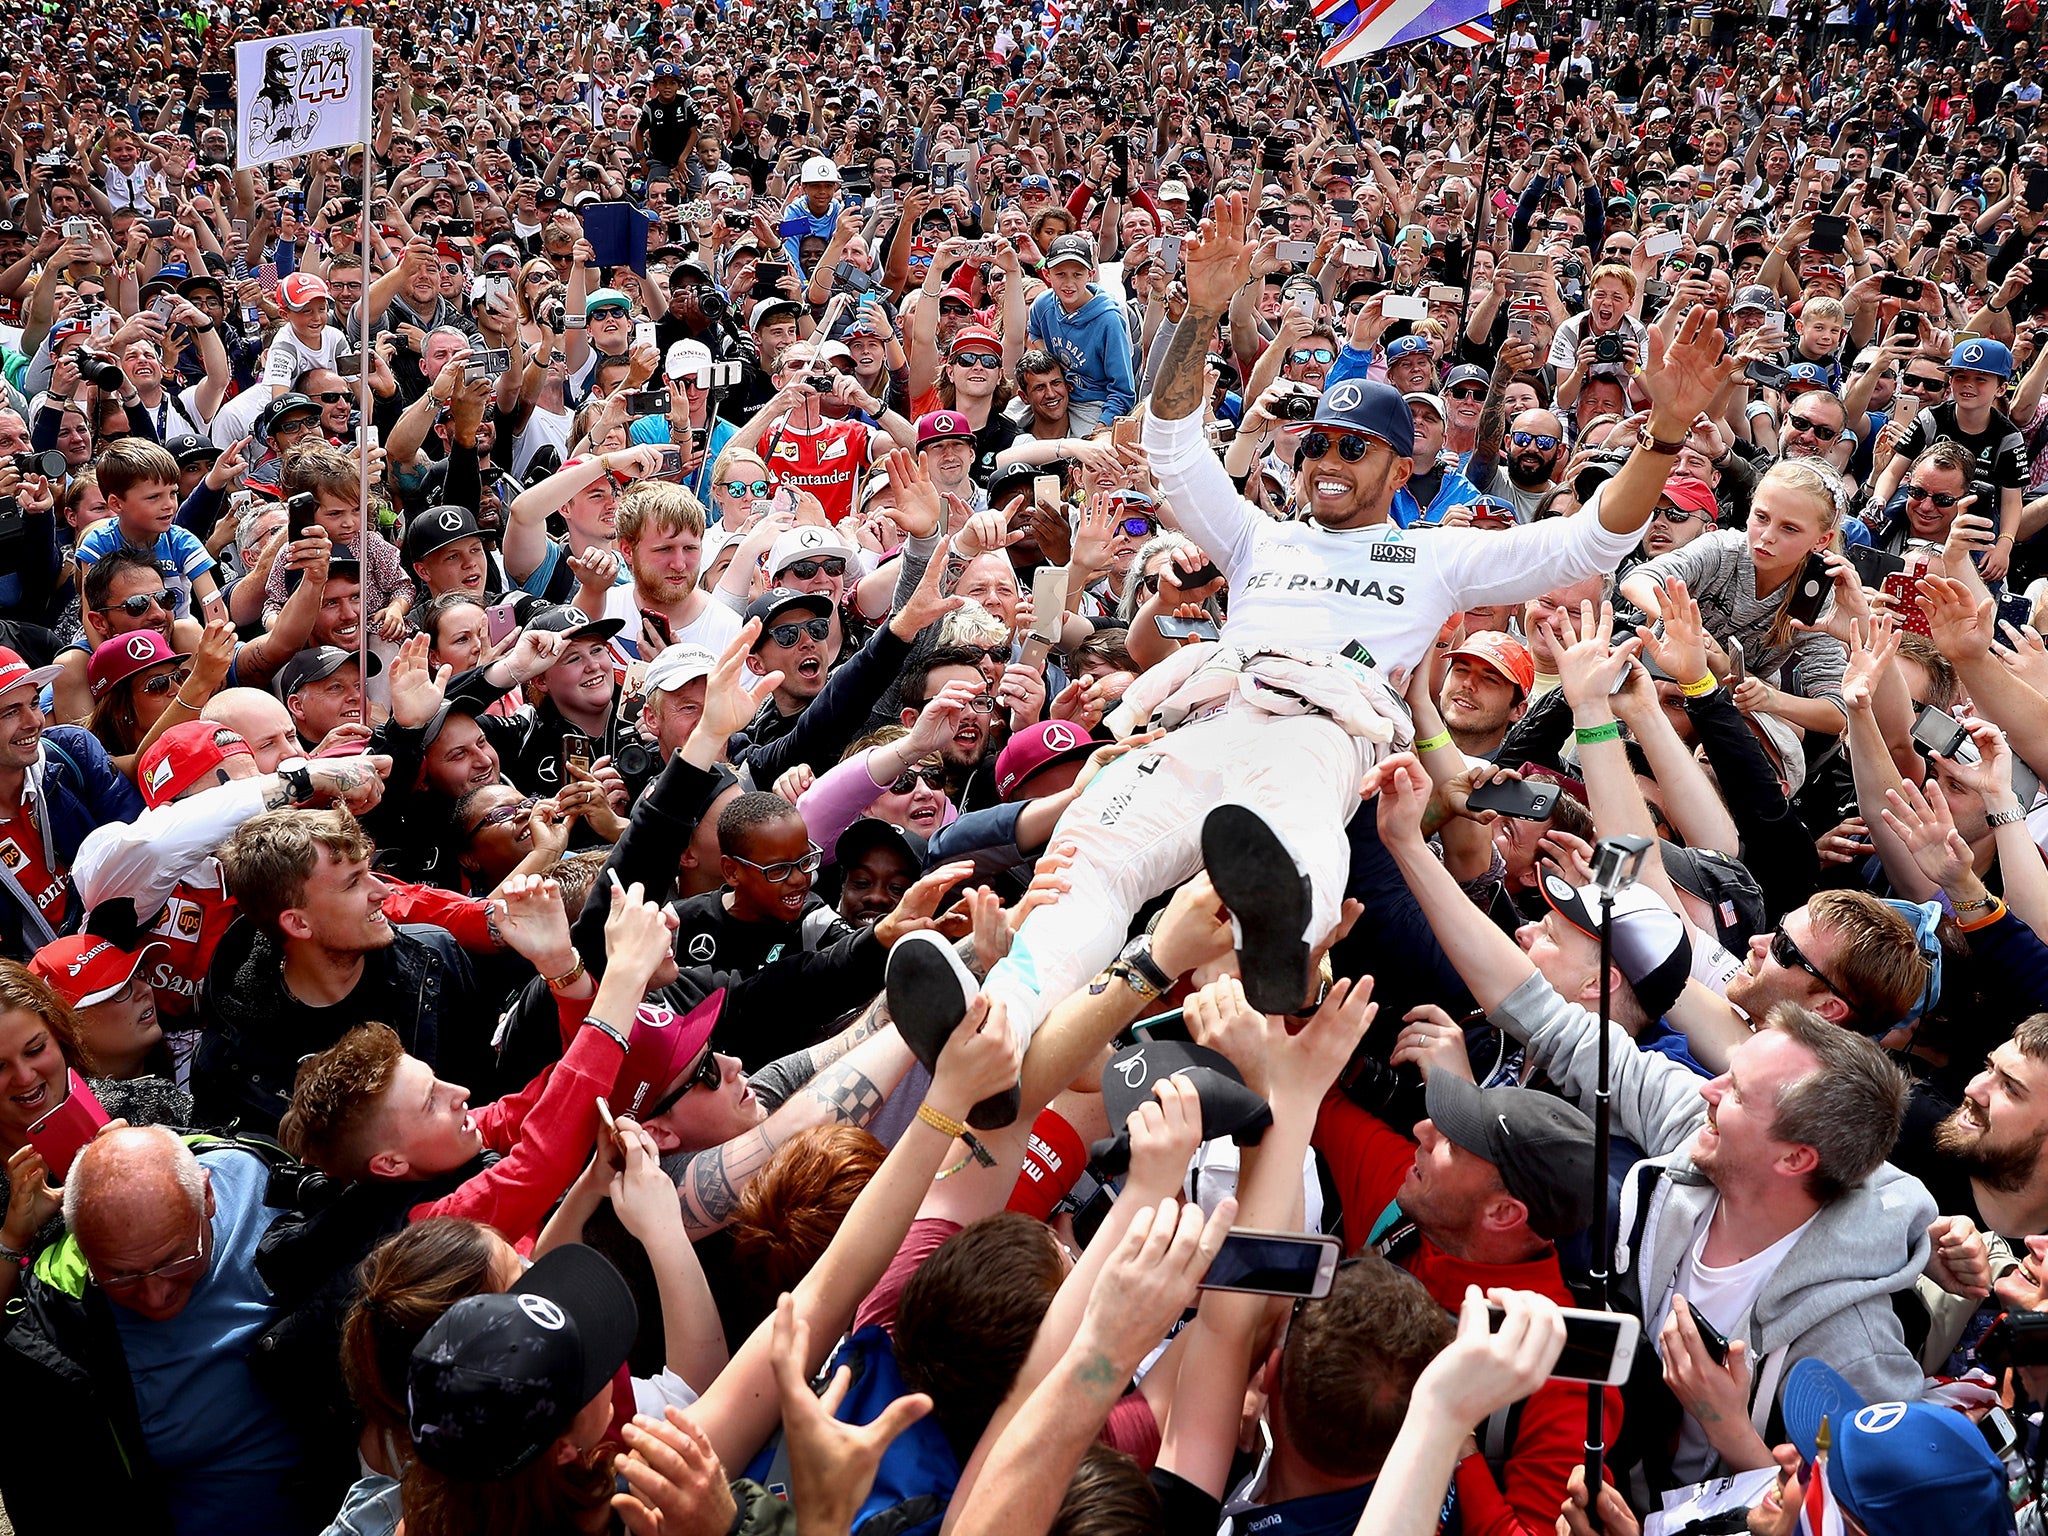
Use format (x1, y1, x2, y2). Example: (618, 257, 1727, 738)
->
(98, 589, 179, 618)
(1300, 429, 1379, 462)
(784, 556, 847, 580)
(1511, 431, 1560, 450)
(888, 762, 947, 795)
(767, 616, 833, 647)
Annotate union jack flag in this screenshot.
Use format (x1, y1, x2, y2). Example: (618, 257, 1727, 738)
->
(1798, 1424, 1846, 1536)
(1948, 0, 1984, 36)
(1438, 8, 1497, 44)
(1038, 0, 1060, 37)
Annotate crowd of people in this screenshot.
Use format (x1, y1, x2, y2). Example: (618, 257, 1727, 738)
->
(7, 0, 2048, 1533)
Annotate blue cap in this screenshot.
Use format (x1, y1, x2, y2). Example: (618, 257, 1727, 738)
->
(1782, 362, 1831, 394)
(651, 61, 682, 78)
(1310, 378, 1416, 458)
(1949, 337, 2014, 379)
(1383, 334, 1433, 362)
(1782, 1359, 2014, 1536)
(1020, 174, 1052, 191)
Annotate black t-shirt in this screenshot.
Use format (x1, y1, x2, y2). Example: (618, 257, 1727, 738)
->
(973, 411, 1022, 485)
(643, 94, 700, 168)
(668, 889, 852, 986)
(1894, 401, 2030, 494)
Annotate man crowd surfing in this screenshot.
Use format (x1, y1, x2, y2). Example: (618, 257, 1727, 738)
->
(6, 0, 2048, 1532)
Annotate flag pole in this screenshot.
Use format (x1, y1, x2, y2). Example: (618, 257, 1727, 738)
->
(356, 28, 373, 708)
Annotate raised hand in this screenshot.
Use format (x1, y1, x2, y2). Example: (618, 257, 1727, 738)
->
(689, 620, 780, 755)
(611, 1406, 738, 1536)
(1543, 600, 1641, 712)
(1637, 302, 1743, 431)
(386, 632, 452, 729)
(1412, 1286, 1566, 1430)
(889, 533, 965, 638)
(1123, 1074, 1206, 1201)
(1878, 778, 1973, 892)
(1390, 1003, 1477, 1082)
(493, 873, 576, 973)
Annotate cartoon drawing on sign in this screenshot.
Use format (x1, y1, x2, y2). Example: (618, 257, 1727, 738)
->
(250, 42, 323, 156)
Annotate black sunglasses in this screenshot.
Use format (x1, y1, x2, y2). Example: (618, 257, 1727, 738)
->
(97, 589, 179, 617)
(1300, 429, 1376, 463)
(1785, 413, 1839, 441)
(766, 616, 832, 647)
(1904, 482, 1964, 508)
(647, 1046, 724, 1119)
(888, 762, 947, 795)
(783, 556, 847, 580)
(1770, 924, 1848, 1005)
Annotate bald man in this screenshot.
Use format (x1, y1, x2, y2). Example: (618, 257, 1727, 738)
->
(2, 1126, 312, 1533)
(203, 688, 305, 772)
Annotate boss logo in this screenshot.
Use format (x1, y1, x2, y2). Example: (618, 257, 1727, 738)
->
(1370, 544, 1416, 564)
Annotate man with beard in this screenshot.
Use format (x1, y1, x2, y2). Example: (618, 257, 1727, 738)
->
(1437, 631, 1532, 759)
(1475, 407, 1566, 523)
(607, 480, 742, 653)
(897, 644, 1005, 807)
(1393, 393, 1483, 527)
(1909, 1018, 2048, 1243)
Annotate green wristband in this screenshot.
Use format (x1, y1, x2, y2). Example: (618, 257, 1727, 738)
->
(1574, 721, 1623, 746)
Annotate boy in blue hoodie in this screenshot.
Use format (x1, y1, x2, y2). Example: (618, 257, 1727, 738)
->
(1027, 234, 1136, 432)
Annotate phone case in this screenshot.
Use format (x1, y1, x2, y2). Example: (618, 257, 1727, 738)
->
(1882, 572, 1934, 638)
(27, 1071, 111, 1184)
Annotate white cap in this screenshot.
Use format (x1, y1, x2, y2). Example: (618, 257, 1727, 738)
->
(705, 169, 736, 189)
(665, 338, 714, 380)
(1157, 179, 1190, 202)
(799, 155, 842, 183)
(642, 643, 719, 693)
(769, 523, 860, 573)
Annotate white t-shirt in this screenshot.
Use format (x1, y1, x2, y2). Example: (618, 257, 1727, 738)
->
(601, 580, 744, 654)
(1661, 1201, 1818, 1480)
(512, 406, 574, 480)
(263, 325, 346, 389)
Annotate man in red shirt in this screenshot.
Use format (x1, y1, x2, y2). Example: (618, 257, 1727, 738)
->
(1315, 1070, 1622, 1536)
(735, 339, 914, 523)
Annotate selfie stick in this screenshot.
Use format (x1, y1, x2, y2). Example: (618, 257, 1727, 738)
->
(1584, 833, 1651, 1528)
(1455, 77, 1505, 345)
(355, 76, 375, 693)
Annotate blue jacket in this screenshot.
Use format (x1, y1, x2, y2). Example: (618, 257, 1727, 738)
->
(1391, 461, 1484, 528)
(1027, 287, 1136, 418)
(0, 727, 144, 960)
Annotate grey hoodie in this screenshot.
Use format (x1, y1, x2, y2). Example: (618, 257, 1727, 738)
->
(1490, 971, 1934, 1471)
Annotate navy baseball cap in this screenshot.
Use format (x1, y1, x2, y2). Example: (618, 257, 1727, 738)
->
(1382, 334, 1433, 362)
(1781, 362, 1831, 394)
(1781, 1359, 2015, 1535)
(1309, 378, 1416, 459)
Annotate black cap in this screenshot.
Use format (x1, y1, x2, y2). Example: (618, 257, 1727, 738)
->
(164, 432, 219, 465)
(409, 1245, 639, 1482)
(177, 271, 225, 300)
(1042, 233, 1096, 269)
(1091, 1039, 1272, 1176)
(1423, 1074, 1595, 1241)
(259, 391, 320, 437)
(525, 603, 626, 644)
(1659, 842, 1767, 954)
(745, 586, 833, 636)
(273, 645, 382, 699)
(836, 815, 927, 871)
(402, 504, 483, 565)
(1537, 874, 1694, 1020)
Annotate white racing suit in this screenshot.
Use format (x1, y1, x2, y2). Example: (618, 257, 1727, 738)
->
(982, 406, 1647, 1031)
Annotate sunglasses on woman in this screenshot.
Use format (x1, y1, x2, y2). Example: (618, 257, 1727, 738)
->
(721, 479, 772, 499)
(767, 616, 833, 647)
(784, 557, 847, 580)
(888, 763, 947, 795)
(1511, 431, 1560, 451)
(1116, 516, 1156, 537)
(470, 795, 540, 836)
(137, 667, 192, 696)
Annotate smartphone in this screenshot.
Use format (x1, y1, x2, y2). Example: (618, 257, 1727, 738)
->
(1783, 552, 1832, 627)
(1382, 293, 1429, 321)
(1845, 543, 1905, 588)
(1487, 1302, 1640, 1385)
(562, 731, 596, 773)
(479, 276, 513, 307)
(1198, 1228, 1341, 1299)
(150, 295, 176, 324)
(2026, 168, 2048, 212)
(1033, 473, 1062, 508)
(26, 1071, 111, 1185)
(465, 347, 512, 381)
(1112, 415, 1141, 451)
(1157, 235, 1183, 274)
(1809, 213, 1848, 254)
(486, 599, 522, 646)
(625, 387, 671, 415)
(1467, 778, 1562, 820)
(335, 352, 363, 378)
(61, 217, 92, 241)
(1726, 639, 1746, 691)
(419, 159, 448, 179)
(1155, 613, 1222, 642)
(1274, 239, 1317, 265)
(1814, 157, 1842, 175)
(1685, 1299, 1730, 1366)
(1178, 558, 1223, 588)
(286, 491, 319, 541)
(1643, 228, 1683, 259)
(1423, 286, 1463, 306)
(654, 445, 685, 476)
(1882, 570, 1935, 638)
(1879, 273, 1923, 302)
(1911, 703, 1977, 763)
(1744, 359, 1788, 391)
(1756, 313, 1787, 348)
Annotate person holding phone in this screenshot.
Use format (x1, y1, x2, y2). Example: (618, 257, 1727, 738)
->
(1621, 459, 1853, 737)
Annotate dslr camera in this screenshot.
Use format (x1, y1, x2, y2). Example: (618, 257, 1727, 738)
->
(71, 350, 125, 389)
(1593, 333, 1626, 364)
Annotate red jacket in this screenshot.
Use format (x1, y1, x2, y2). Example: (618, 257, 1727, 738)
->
(410, 991, 615, 1244)
(1314, 1093, 1622, 1536)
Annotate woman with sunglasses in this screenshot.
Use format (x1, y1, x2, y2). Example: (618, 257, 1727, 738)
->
(512, 257, 563, 350)
(449, 786, 573, 893)
(1622, 458, 1854, 737)
(83, 621, 234, 779)
(794, 708, 965, 871)
(1069, 489, 1163, 619)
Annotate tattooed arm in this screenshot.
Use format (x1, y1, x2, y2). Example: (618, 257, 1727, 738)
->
(671, 1024, 916, 1237)
(1463, 337, 1535, 493)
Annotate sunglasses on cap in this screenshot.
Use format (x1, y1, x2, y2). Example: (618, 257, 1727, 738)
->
(952, 350, 1002, 369)
(1289, 347, 1336, 365)
(784, 556, 847, 580)
(766, 616, 833, 647)
(1511, 431, 1560, 451)
(721, 479, 772, 499)
(96, 589, 180, 618)
(888, 762, 947, 795)
(1301, 429, 1383, 462)
(646, 1046, 725, 1119)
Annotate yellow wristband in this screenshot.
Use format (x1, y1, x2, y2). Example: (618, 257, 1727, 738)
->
(1680, 673, 1720, 698)
(1415, 731, 1453, 754)
(917, 1103, 967, 1139)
